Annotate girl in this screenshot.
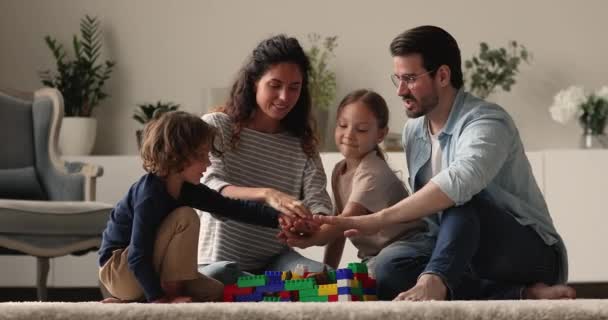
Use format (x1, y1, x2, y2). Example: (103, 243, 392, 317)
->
(282, 89, 433, 299)
(98, 111, 309, 303)
(197, 35, 332, 284)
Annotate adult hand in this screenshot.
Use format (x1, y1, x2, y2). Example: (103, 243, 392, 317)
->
(264, 188, 312, 219)
(313, 212, 384, 237)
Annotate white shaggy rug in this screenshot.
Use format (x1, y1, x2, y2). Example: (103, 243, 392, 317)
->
(1, 300, 607, 320)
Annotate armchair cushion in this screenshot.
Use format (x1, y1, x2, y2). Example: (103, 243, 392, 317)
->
(0, 199, 112, 257)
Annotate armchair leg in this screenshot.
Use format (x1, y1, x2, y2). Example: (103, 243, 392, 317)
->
(36, 257, 50, 301)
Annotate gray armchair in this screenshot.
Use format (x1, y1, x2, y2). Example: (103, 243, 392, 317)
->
(0, 88, 112, 300)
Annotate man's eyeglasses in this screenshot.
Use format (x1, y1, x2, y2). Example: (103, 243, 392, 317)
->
(390, 69, 436, 88)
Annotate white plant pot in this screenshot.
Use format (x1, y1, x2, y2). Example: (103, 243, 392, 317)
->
(59, 117, 97, 155)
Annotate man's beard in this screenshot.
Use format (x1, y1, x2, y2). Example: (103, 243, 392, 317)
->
(402, 90, 439, 118)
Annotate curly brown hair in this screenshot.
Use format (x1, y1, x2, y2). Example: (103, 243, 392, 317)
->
(141, 111, 219, 176)
(219, 34, 318, 157)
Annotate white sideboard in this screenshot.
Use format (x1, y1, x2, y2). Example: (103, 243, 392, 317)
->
(1, 150, 605, 287)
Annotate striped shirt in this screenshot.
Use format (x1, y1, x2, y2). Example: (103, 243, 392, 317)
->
(197, 112, 332, 270)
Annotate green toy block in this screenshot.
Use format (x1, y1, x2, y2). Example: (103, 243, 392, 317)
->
(263, 296, 280, 302)
(237, 275, 267, 288)
(299, 286, 319, 298)
(328, 270, 336, 283)
(347, 262, 368, 274)
(284, 278, 316, 291)
(350, 287, 363, 296)
(301, 295, 328, 302)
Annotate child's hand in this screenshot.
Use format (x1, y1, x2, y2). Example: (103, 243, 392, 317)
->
(264, 188, 312, 219)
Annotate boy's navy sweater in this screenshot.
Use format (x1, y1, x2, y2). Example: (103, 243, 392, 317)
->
(98, 173, 280, 301)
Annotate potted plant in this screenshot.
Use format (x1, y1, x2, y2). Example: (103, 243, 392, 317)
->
(464, 41, 530, 99)
(305, 33, 338, 149)
(39, 15, 115, 155)
(133, 101, 180, 149)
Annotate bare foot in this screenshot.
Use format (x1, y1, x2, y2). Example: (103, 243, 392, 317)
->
(100, 297, 126, 303)
(524, 283, 576, 299)
(394, 274, 448, 301)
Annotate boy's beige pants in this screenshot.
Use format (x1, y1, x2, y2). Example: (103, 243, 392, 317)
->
(99, 207, 223, 302)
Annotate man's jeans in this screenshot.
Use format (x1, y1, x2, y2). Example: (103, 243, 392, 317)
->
(423, 196, 560, 299)
(198, 249, 328, 285)
(371, 196, 559, 300)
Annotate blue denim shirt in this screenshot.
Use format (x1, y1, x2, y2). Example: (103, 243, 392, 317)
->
(402, 89, 568, 283)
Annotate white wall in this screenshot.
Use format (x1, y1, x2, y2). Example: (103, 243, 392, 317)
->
(1, 0, 607, 154)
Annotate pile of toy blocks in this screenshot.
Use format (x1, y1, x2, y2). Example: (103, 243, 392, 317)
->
(223, 262, 377, 302)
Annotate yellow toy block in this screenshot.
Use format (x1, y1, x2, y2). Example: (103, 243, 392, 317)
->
(363, 294, 378, 301)
(318, 284, 338, 296)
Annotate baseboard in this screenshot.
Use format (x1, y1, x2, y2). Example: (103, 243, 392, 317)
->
(1, 283, 605, 302)
(0, 287, 102, 302)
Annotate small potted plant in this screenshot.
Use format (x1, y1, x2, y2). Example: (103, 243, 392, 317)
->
(133, 101, 180, 149)
(39, 15, 115, 155)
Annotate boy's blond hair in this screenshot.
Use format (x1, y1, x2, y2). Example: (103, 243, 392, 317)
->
(140, 111, 218, 176)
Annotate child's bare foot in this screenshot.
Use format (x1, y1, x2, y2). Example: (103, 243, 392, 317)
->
(524, 283, 576, 299)
(393, 274, 447, 301)
(100, 297, 126, 303)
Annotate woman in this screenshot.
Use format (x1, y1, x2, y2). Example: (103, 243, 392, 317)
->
(197, 34, 332, 283)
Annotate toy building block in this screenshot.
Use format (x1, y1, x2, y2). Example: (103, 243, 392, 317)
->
(337, 279, 360, 288)
(363, 287, 377, 295)
(294, 263, 309, 276)
(299, 286, 319, 298)
(235, 292, 263, 302)
(347, 262, 368, 274)
(281, 271, 292, 281)
(265, 271, 283, 281)
(338, 294, 352, 301)
(363, 294, 378, 301)
(318, 284, 338, 296)
(336, 268, 354, 280)
(328, 295, 338, 302)
(254, 281, 285, 294)
(224, 284, 254, 301)
(353, 273, 369, 281)
(301, 295, 328, 302)
(361, 278, 377, 289)
(262, 296, 281, 302)
(290, 273, 303, 280)
(328, 270, 336, 283)
(338, 287, 363, 296)
(237, 275, 267, 288)
(284, 278, 316, 291)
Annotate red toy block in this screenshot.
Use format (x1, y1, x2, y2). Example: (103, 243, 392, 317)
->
(279, 291, 290, 299)
(353, 273, 369, 281)
(328, 295, 338, 302)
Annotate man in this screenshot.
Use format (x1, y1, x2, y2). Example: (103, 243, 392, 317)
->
(316, 25, 575, 301)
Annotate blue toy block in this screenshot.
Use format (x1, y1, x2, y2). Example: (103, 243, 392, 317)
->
(363, 287, 377, 295)
(338, 287, 352, 295)
(255, 281, 285, 293)
(235, 292, 263, 302)
(336, 268, 353, 280)
(265, 271, 283, 281)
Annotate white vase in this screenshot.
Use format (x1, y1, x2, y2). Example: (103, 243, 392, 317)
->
(59, 117, 97, 155)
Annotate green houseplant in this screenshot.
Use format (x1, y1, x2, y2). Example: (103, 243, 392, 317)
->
(464, 41, 530, 99)
(40, 15, 115, 117)
(133, 101, 180, 149)
(305, 33, 338, 149)
(39, 15, 115, 155)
